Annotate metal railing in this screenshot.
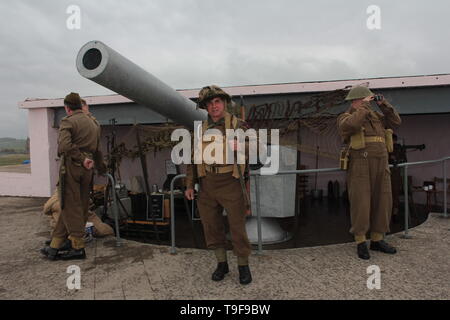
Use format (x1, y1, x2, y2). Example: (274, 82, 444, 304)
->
(251, 168, 343, 254)
(170, 174, 186, 254)
(395, 156, 450, 238)
(250, 156, 450, 252)
(168, 156, 449, 254)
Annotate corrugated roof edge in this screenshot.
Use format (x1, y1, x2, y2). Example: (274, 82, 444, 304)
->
(19, 73, 450, 109)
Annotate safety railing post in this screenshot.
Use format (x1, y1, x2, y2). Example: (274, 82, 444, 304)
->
(401, 166, 412, 239)
(106, 173, 122, 247)
(255, 174, 263, 255)
(443, 159, 448, 218)
(170, 174, 186, 254)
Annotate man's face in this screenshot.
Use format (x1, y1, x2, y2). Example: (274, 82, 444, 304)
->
(351, 98, 364, 109)
(206, 97, 226, 119)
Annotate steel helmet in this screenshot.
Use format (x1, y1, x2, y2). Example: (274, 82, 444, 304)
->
(345, 86, 374, 101)
(198, 85, 231, 109)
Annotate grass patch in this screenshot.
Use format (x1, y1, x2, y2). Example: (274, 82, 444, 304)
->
(0, 154, 30, 166)
(0, 138, 27, 151)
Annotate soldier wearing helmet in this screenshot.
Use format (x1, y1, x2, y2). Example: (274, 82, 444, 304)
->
(337, 86, 401, 260)
(185, 85, 253, 285)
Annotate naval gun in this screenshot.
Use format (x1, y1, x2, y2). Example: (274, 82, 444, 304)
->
(76, 41, 207, 129)
(76, 41, 291, 245)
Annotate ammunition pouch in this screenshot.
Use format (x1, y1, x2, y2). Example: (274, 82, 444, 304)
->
(385, 129, 394, 153)
(350, 128, 365, 150)
(339, 147, 350, 170)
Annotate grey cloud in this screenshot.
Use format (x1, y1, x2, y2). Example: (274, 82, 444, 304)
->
(0, 0, 449, 138)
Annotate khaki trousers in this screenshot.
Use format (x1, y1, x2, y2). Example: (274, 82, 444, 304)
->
(52, 161, 93, 248)
(197, 172, 251, 257)
(347, 146, 392, 237)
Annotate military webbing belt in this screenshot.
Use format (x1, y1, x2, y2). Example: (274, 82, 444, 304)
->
(365, 136, 385, 143)
(204, 165, 234, 174)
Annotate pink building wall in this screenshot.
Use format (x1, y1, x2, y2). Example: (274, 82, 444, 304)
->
(396, 114, 450, 205)
(300, 113, 450, 205)
(0, 108, 58, 197)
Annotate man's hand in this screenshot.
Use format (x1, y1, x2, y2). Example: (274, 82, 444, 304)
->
(185, 188, 195, 200)
(363, 95, 374, 102)
(83, 158, 94, 170)
(374, 94, 386, 106)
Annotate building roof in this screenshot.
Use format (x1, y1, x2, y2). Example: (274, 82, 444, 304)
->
(19, 73, 450, 109)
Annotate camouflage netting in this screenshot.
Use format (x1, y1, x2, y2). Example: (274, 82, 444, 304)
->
(107, 89, 350, 163)
(108, 123, 184, 167)
(245, 89, 349, 160)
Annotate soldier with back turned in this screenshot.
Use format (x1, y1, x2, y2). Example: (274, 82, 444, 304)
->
(40, 92, 101, 260)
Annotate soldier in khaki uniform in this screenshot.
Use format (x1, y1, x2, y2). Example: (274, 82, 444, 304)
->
(81, 99, 107, 176)
(185, 85, 252, 285)
(42, 98, 106, 249)
(41, 92, 101, 260)
(337, 86, 401, 259)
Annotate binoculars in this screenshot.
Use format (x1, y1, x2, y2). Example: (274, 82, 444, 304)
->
(373, 94, 383, 102)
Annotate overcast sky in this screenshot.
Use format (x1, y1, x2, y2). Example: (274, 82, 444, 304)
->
(1, 0, 449, 138)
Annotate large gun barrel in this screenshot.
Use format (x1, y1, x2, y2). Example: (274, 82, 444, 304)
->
(403, 144, 426, 151)
(76, 41, 206, 129)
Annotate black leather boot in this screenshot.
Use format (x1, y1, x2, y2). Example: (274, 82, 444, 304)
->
(59, 240, 72, 251)
(357, 242, 370, 260)
(40, 246, 59, 261)
(44, 239, 71, 251)
(370, 240, 397, 254)
(59, 248, 86, 260)
(238, 265, 252, 285)
(211, 262, 229, 281)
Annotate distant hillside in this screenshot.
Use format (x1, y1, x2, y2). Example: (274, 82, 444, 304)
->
(0, 137, 27, 152)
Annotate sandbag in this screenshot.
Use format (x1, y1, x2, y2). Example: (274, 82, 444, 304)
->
(87, 211, 114, 237)
(43, 188, 113, 237)
(43, 190, 60, 216)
